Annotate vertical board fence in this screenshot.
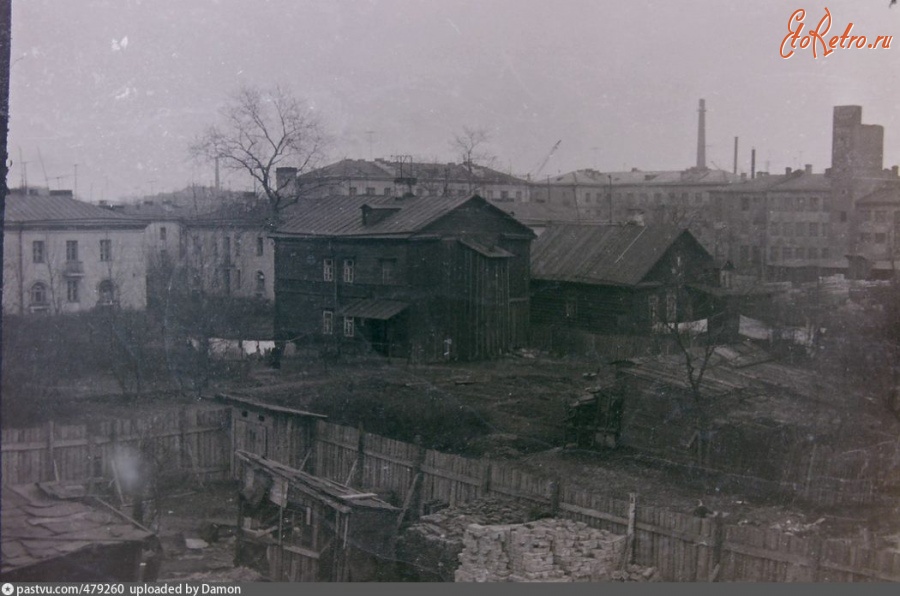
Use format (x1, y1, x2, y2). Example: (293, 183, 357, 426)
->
(1, 406, 231, 487)
(4, 409, 900, 582)
(307, 419, 900, 583)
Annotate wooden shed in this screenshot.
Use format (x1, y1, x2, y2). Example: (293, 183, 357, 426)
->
(216, 393, 326, 476)
(235, 450, 400, 582)
(1, 482, 157, 582)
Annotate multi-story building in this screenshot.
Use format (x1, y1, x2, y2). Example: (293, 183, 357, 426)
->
(280, 158, 531, 204)
(529, 166, 741, 250)
(851, 187, 900, 278)
(711, 106, 900, 281)
(272, 193, 534, 361)
(2, 189, 148, 314)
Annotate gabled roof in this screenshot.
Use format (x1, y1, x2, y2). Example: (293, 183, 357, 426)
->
(1, 483, 153, 577)
(711, 171, 829, 194)
(531, 223, 705, 287)
(4, 193, 147, 229)
(298, 158, 528, 186)
(275, 194, 532, 239)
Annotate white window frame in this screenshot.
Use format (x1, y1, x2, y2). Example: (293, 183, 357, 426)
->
(342, 259, 355, 283)
(322, 310, 334, 335)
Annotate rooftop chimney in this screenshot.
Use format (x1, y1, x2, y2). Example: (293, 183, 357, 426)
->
(696, 99, 707, 170)
(751, 149, 756, 179)
(733, 137, 738, 175)
(785, 167, 792, 175)
(804, 164, 812, 174)
(893, 165, 899, 178)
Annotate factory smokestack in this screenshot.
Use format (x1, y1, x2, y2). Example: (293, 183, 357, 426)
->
(696, 99, 706, 170)
(751, 148, 756, 179)
(733, 137, 738, 175)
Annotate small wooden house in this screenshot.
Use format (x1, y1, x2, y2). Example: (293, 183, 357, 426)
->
(272, 194, 535, 361)
(235, 450, 400, 582)
(1, 483, 157, 582)
(530, 223, 720, 335)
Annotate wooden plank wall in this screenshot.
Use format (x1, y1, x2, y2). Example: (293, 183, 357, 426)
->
(1, 406, 231, 486)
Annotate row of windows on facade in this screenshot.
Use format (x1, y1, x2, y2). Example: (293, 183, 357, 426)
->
(858, 209, 900, 223)
(740, 195, 825, 212)
(859, 232, 894, 244)
(321, 311, 355, 337)
(322, 258, 396, 285)
(346, 186, 523, 201)
(737, 221, 833, 237)
(29, 280, 115, 306)
(739, 245, 833, 263)
(192, 235, 266, 258)
(581, 191, 706, 205)
(32, 240, 112, 264)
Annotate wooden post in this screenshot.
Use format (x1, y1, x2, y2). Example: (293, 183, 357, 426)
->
(353, 423, 365, 488)
(412, 435, 427, 517)
(549, 480, 561, 516)
(626, 492, 637, 565)
(46, 420, 59, 482)
(709, 512, 725, 582)
(481, 461, 493, 497)
(809, 534, 824, 583)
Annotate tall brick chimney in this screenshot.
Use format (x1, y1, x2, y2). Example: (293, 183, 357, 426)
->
(696, 99, 706, 170)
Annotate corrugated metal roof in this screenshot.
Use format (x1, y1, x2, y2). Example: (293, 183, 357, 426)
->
(276, 194, 502, 237)
(339, 299, 408, 320)
(1, 483, 153, 576)
(4, 194, 147, 227)
(530, 223, 693, 286)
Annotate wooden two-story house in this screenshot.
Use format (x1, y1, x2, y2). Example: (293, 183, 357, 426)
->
(272, 194, 535, 361)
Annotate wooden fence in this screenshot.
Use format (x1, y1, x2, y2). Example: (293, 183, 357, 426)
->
(309, 419, 900, 583)
(1, 406, 232, 488)
(5, 408, 899, 582)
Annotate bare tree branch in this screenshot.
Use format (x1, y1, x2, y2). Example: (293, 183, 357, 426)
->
(190, 85, 329, 223)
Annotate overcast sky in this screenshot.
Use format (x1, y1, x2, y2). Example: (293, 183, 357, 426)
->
(8, 0, 900, 202)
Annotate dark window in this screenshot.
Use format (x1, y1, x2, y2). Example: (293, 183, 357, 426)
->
(348, 186, 357, 196)
(66, 240, 78, 262)
(840, 211, 848, 223)
(809, 223, 818, 237)
(322, 310, 333, 335)
(782, 246, 792, 260)
(822, 247, 830, 259)
(381, 259, 396, 285)
(160, 226, 167, 241)
(98, 280, 115, 305)
(384, 187, 393, 196)
(770, 246, 778, 261)
(875, 233, 887, 244)
(66, 279, 79, 303)
(366, 187, 376, 195)
(100, 239, 112, 261)
(30, 282, 47, 305)
(323, 258, 334, 281)
(256, 236, 264, 256)
(32, 241, 44, 264)
(255, 271, 265, 295)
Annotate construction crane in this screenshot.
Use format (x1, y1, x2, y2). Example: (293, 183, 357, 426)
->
(530, 140, 562, 179)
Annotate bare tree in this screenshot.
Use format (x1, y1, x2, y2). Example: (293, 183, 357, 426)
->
(191, 86, 328, 221)
(450, 126, 496, 192)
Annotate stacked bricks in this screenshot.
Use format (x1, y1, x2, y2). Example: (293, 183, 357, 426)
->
(397, 497, 535, 581)
(455, 518, 656, 582)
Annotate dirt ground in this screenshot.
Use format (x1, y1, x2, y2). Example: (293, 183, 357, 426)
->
(9, 351, 900, 555)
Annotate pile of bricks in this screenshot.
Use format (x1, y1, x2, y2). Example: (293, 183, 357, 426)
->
(397, 497, 535, 581)
(455, 519, 656, 582)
